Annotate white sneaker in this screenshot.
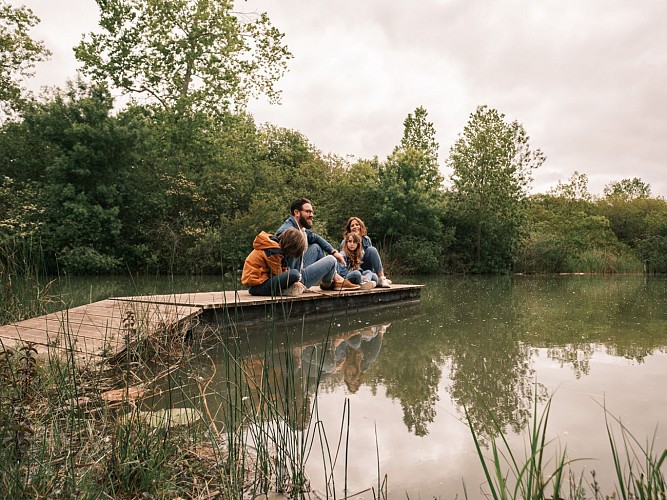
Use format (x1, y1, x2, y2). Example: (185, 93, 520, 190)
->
(378, 276, 391, 288)
(282, 285, 304, 297)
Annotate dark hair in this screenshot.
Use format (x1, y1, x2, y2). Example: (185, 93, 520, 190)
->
(290, 197, 311, 216)
(279, 227, 307, 258)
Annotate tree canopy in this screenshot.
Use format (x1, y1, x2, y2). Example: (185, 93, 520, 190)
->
(75, 0, 292, 114)
(0, 1, 51, 120)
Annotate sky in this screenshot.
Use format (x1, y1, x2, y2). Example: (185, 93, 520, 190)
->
(17, 0, 667, 198)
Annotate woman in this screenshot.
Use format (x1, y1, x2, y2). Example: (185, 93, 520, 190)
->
(338, 231, 377, 289)
(341, 216, 391, 287)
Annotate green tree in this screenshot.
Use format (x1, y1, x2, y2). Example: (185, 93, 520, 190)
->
(447, 105, 545, 273)
(4, 81, 140, 273)
(371, 107, 450, 273)
(549, 170, 593, 203)
(603, 177, 651, 200)
(0, 1, 51, 120)
(75, 0, 291, 114)
(398, 105, 441, 189)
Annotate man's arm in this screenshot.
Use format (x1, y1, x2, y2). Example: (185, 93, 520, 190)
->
(307, 230, 346, 265)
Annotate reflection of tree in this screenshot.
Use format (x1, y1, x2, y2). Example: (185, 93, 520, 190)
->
(547, 344, 594, 378)
(375, 325, 446, 437)
(448, 336, 543, 441)
(385, 360, 441, 437)
(418, 276, 544, 440)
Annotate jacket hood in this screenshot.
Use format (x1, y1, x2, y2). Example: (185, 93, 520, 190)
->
(253, 231, 281, 251)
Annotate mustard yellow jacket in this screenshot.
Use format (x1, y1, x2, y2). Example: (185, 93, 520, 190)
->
(241, 231, 286, 287)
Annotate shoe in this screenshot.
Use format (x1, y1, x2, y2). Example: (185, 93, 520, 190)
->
(333, 278, 360, 290)
(359, 280, 376, 290)
(282, 285, 304, 297)
(377, 276, 391, 288)
(320, 281, 334, 291)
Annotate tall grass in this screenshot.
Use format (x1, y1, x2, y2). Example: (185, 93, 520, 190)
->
(0, 238, 54, 324)
(466, 391, 666, 500)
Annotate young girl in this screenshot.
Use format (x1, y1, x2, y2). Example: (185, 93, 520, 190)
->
(242, 228, 339, 296)
(338, 232, 377, 290)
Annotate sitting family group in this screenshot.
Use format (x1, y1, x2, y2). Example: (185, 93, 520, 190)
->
(241, 197, 392, 296)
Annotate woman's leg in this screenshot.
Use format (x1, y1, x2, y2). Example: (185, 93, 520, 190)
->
(248, 269, 301, 295)
(361, 246, 385, 276)
(300, 255, 336, 287)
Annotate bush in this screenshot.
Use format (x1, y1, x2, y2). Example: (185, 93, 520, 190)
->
(58, 246, 121, 274)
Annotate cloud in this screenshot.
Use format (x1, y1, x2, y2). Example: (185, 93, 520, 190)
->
(19, 0, 667, 197)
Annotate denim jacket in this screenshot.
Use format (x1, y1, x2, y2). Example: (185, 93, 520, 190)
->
(276, 216, 336, 269)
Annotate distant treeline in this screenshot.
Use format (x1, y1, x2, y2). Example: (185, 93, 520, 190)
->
(1, 83, 665, 275)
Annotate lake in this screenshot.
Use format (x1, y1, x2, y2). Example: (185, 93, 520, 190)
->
(58, 274, 667, 498)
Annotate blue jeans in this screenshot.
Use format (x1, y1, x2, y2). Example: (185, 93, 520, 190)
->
(301, 254, 336, 287)
(361, 246, 383, 274)
(345, 269, 378, 284)
(248, 269, 301, 296)
(285, 243, 327, 270)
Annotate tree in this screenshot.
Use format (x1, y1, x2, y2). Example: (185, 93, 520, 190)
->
(0, 1, 51, 120)
(398, 105, 441, 189)
(549, 170, 592, 202)
(603, 177, 651, 200)
(75, 0, 291, 115)
(447, 105, 545, 273)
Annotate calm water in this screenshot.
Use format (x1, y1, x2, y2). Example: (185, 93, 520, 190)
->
(61, 274, 667, 498)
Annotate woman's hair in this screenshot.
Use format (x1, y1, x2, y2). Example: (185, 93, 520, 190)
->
(344, 216, 367, 238)
(342, 231, 363, 270)
(279, 228, 307, 258)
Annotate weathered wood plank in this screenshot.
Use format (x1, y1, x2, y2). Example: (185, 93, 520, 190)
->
(0, 285, 423, 362)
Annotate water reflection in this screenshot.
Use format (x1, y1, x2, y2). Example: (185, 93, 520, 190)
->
(136, 275, 666, 498)
(299, 323, 387, 393)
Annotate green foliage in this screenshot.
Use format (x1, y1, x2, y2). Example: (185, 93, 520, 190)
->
(518, 194, 635, 274)
(603, 177, 652, 200)
(447, 105, 545, 273)
(0, 2, 51, 120)
(75, 0, 292, 115)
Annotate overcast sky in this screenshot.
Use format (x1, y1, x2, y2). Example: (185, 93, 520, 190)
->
(19, 0, 667, 197)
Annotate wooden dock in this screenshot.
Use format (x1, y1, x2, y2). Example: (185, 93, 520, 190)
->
(0, 285, 422, 363)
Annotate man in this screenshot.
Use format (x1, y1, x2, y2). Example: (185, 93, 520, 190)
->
(276, 197, 358, 290)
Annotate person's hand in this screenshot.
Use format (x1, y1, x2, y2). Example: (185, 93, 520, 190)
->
(332, 250, 346, 265)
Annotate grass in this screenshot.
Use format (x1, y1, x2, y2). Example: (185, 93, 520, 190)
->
(1, 252, 663, 499)
(465, 390, 666, 500)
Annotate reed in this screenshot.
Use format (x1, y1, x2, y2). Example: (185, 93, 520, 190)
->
(0, 238, 54, 325)
(465, 391, 666, 500)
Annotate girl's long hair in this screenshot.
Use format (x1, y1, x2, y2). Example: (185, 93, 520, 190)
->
(342, 232, 363, 270)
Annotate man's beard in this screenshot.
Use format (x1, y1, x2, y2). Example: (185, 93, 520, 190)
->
(299, 214, 313, 229)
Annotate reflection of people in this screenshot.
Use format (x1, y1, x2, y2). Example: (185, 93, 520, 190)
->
(299, 324, 389, 393)
(338, 232, 377, 290)
(341, 217, 391, 288)
(276, 197, 359, 290)
(241, 228, 337, 296)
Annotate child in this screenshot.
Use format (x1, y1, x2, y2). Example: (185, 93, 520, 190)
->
(338, 232, 377, 290)
(242, 228, 339, 296)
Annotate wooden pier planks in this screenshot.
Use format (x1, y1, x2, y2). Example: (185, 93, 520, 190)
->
(0, 285, 423, 361)
(0, 299, 202, 361)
